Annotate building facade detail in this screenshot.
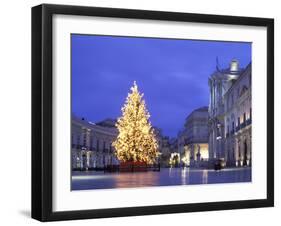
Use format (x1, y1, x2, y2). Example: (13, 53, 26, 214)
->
(71, 116, 118, 170)
(178, 106, 209, 167)
(208, 59, 252, 167)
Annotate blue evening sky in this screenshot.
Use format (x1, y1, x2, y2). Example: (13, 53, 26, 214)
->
(72, 34, 251, 138)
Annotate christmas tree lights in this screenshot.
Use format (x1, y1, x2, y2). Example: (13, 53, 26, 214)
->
(113, 81, 159, 164)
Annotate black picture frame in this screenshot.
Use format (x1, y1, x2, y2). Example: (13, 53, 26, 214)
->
(32, 3, 274, 222)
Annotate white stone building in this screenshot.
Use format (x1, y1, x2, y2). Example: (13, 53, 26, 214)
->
(178, 106, 209, 167)
(71, 115, 119, 170)
(208, 59, 251, 167)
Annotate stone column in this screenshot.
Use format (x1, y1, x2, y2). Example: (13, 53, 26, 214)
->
(86, 151, 90, 170)
(231, 139, 235, 165)
(246, 133, 251, 166)
(209, 131, 213, 159)
(80, 151, 83, 169)
(240, 137, 244, 166)
(224, 139, 228, 164)
(235, 137, 239, 166)
(213, 126, 217, 159)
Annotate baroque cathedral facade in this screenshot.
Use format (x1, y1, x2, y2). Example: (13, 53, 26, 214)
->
(208, 59, 252, 167)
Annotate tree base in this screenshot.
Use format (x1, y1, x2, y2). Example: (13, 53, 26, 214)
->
(119, 161, 147, 172)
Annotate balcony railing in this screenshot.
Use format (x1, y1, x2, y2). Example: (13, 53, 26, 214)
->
(234, 119, 251, 133)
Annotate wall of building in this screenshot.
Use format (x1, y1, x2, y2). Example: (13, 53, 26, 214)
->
(178, 107, 209, 167)
(224, 64, 252, 166)
(208, 60, 252, 167)
(71, 116, 119, 170)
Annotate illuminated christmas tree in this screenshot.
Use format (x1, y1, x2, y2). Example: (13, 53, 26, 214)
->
(113, 81, 159, 164)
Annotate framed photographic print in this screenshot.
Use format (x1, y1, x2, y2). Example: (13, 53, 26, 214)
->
(32, 4, 274, 221)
